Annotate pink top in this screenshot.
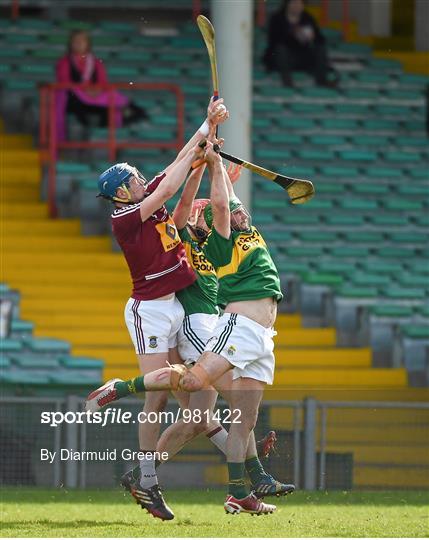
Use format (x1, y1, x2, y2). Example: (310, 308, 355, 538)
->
(56, 54, 108, 84)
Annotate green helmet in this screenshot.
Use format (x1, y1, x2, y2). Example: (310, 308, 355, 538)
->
(203, 197, 242, 229)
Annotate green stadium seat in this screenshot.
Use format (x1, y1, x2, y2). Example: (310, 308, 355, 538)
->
(251, 213, 275, 225)
(256, 181, 280, 193)
(383, 152, 421, 163)
(32, 48, 61, 60)
(11, 356, 60, 369)
(332, 103, 367, 115)
(252, 118, 275, 131)
(339, 150, 377, 162)
(369, 215, 409, 226)
(92, 35, 126, 47)
(366, 58, 402, 71)
(50, 373, 102, 386)
(377, 247, 417, 258)
(57, 162, 92, 174)
(344, 88, 381, 100)
(344, 231, 384, 243)
(409, 169, 429, 180)
(324, 214, 365, 226)
(10, 320, 34, 337)
(1, 371, 49, 385)
(329, 247, 370, 258)
(350, 135, 390, 147)
(108, 66, 140, 79)
(284, 165, 316, 178)
(151, 116, 177, 126)
(402, 119, 427, 131)
(60, 20, 92, 30)
(289, 102, 327, 114)
(265, 133, 304, 145)
(262, 230, 293, 243)
(360, 261, 403, 275)
(116, 50, 153, 63)
(298, 231, 338, 243)
(364, 167, 402, 179)
(254, 148, 292, 161)
(302, 273, 343, 286)
(370, 305, 414, 317)
(0, 357, 11, 369)
(320, 166, 359, 178)
(350, 273, 391, 287)
(5, 80, 37, 91)
(396, 275, 429, 288)
(275, 260, 312, 275)
(300, 199, 333, 210)
(276, 117, 317, 130)
(320, 119, 358, 130)
(407, 261, 429, 275)
(396, 136, 429, 148)
(17, 18, 53, 30)
(99, 21, 135, 33)
(395, 185, 428, 197)
(145, 66, 182, 78)
(389, 232, 428, 244)
(0, 339, 23, 353)
(386, 89, 422, 100)
(302, 87, 338, 98)
(308, 135, 346, 146)
(316, 261, 356, 275)
(414, 215, 429, 227)
(352, 183, 390, 195)
(397, 73, 429, 85)
(254, 199, 286, 210)
(374, 105, 411, 117)
(8, 33, 42, 44)
(0, 64, 12, 74)
(0, 48, 26, 58)
(24, 338, 70, 355)
(335, 286, 379, 299)
(297, 149, 335, 161)
(280, 214, 321, 226)
(258, 86, 295, 98)
(60, 356, 104, 369)
(362, 119, 398, 131)
(316, 183, 345, 195)
(382, 199, 423, 211)
(383, 288, 426, 300)
(253, 101, 285, 113)
(338, 199, 378, 211)
(283, 246, 325, 258)
(401, 325, 429, 339)
(417, 305, 429, 317)
(356, 72, 391, 84)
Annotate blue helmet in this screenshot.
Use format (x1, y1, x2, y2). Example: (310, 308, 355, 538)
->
(97, 162, 138, 200)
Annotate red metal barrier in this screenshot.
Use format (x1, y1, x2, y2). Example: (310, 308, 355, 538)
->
(257, 0, 266, 28)
(40, 82, 185, 218)
(319, 0, 350, 41)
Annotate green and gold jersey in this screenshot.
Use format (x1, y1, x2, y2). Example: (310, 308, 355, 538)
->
(213, 226, 283, 308)
(176, 227, 231, 315)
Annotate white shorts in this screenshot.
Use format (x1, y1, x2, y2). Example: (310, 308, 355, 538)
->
(204, 313, 276, 385)
(178, 313, 219, 366)
(124, 295, 184, 355)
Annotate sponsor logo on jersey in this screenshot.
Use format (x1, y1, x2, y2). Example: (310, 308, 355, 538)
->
(148, 336, 158, 348)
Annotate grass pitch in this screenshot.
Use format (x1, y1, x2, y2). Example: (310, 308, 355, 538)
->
(1, 488, 428, 537)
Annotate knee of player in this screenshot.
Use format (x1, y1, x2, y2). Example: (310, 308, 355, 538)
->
(145, 391, 168, 411)
(179, 371, 204, 393)
(238, 409, 258, 431)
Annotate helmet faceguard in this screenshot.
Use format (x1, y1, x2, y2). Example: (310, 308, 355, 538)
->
(204, 197, 252, 233)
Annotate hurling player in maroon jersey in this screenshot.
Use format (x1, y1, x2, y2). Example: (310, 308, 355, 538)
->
(95, 98, 229, 520)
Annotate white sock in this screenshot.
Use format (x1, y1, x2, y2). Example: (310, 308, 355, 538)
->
(206, 426, 228, 455)
(139, 451, 158, 488)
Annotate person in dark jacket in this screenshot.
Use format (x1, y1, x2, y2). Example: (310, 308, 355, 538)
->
(263, 0, 337, 87)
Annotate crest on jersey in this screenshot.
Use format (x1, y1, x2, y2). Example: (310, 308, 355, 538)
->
(227, 345, 236, 356)
(166, 223, 177, 240)
(148, 336, 158, 349)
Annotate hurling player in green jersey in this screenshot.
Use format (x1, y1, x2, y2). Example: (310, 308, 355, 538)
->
(87, 141, 294, 516)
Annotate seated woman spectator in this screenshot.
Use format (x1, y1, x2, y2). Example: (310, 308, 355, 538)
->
(263, 0, 338, 87)
(56, 30, 147, 142)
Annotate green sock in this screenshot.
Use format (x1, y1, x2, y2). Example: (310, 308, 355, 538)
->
(114, 376, 145, 398)
(245, 455, 267, 484)
(227, 462, 248, 499)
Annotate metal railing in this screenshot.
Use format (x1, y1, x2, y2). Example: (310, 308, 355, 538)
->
(39, 82, 185, 218)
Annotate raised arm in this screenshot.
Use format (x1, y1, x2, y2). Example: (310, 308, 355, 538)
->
(139, 143, 204, 222)
(205, 144, 230, 239)
(172, 163, 206, 230)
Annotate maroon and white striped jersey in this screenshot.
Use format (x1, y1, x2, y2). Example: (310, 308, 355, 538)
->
(111, 173, 196, 300)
